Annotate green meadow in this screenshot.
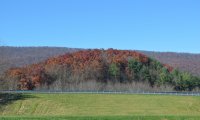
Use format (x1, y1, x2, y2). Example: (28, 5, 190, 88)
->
(1, 93, 200, 120)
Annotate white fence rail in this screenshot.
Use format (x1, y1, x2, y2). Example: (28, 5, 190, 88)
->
(1, 90, 200, 96)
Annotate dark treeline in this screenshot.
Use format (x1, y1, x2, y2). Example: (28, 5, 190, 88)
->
(1, 49, 200, 91)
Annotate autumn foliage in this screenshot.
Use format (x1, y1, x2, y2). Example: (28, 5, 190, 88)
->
(6, 49, 176, 90)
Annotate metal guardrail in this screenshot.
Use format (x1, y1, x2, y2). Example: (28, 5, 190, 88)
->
(1, 90, 200, 96)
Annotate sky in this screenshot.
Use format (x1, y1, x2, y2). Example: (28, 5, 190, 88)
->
(0, 0, 200, 53)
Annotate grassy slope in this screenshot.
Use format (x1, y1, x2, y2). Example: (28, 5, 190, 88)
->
(1, 116, 200, 120)
(1, 94, 200, 119)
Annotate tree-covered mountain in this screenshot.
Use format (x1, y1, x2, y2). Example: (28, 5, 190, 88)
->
(0, 47, 80, 75)
(141, 51, 200, 76)
(3, 49, 200, 91)
(1, 47, 200, 76)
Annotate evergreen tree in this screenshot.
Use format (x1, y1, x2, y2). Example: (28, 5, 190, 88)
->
(109, 63, 120, 81)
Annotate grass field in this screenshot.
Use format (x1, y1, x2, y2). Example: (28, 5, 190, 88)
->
(1, 93, 200, 120)
(1, 116, 200, 120)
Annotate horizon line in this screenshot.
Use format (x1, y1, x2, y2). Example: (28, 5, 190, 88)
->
(0, 45, 200, 54)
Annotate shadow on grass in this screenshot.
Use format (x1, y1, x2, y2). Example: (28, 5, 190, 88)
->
(0, 93, 37, 111)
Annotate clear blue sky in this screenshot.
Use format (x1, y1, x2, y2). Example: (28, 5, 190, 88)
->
(0, 0, 200, 53)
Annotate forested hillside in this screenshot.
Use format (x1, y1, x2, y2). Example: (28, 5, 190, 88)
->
(0, 47, 79, 75)
(142, 51, 200, 76)
(2, 49, 200, 91)
(1, 47, 200, 76)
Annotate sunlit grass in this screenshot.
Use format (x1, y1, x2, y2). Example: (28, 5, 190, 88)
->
(1, 115, 200, 120)
(1, 93, 200, 119)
